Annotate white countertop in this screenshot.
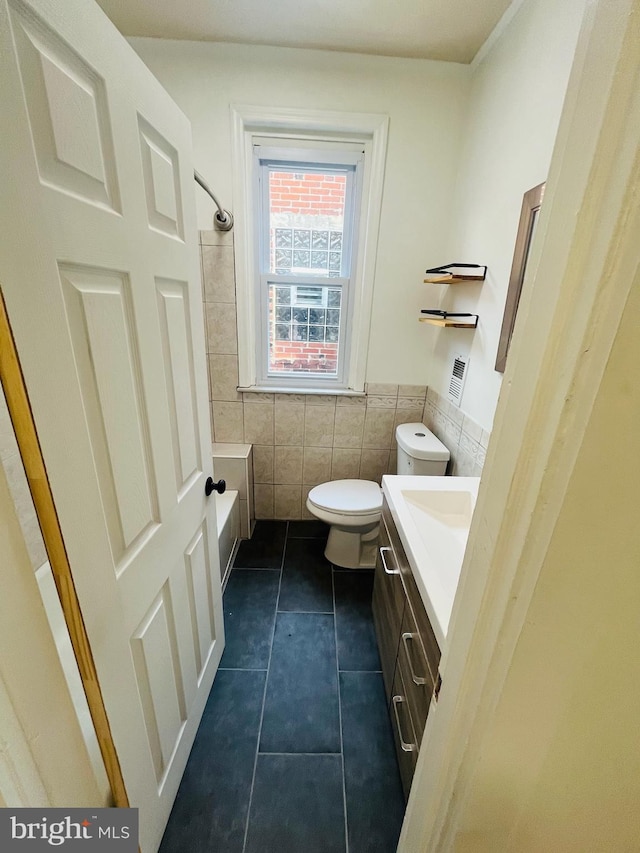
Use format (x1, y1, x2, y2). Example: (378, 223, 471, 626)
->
(382, 475, 480, 648)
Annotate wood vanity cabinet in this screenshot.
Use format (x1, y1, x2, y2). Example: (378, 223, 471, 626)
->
(372, 498, 441, 799)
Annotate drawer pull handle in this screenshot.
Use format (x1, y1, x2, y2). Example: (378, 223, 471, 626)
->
(402, 632, 427, 685)
(380, 546, 400, 575)
(392, 695, 416, 752)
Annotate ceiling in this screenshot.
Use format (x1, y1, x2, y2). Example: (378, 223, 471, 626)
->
(96, 0, 514, 64)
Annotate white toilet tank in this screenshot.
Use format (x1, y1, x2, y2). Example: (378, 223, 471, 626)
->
(396, 422, 449, 475)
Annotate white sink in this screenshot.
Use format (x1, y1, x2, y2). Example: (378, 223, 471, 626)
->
(382, 476, 480, 647)
(402, 488, 475, 528)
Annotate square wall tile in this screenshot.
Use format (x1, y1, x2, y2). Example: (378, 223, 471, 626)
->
(253, 445, 274, 484)
(209, 353, 240, 401)
(362, 409, 395, 449)
(242, 392, 274, 403)
(333, 407, 365, 449)
(213, 456, 246, 497)
(366, 396, 397, 409)
(303, 447, 332, 484)
(386, 449, 397, 475)
(213, 401, 244, 443)
(426, 386, 441, 404)
(275, 485, 302, 519)
(304, 405, 335, 448)
(452, 449, 476, 477)
(359, 449, 388, 484)
(201, 244, 236, 303)
(331, 449, 361, 481)
(243, 403, 274, 445)
(336, 396, 366, 408)
(448, 403, 464, 427)
(462, 413, 483, 443)
(275, 401, 305, 445)
(396, 396, 425, 410)
(459, 430, 479, 459)
(398, 384, 427, 398)
(365, 383, 398, 396)
(206, 302, 237, 354)
(422, 400, 436, 431)
(254, 485, 274, 519)
(305, 395, 337, 407)
(275, 393, 306, 404)
(302, 484, 324, 520)
(274, 446, 303, 485)
(199, 228, 234, 247)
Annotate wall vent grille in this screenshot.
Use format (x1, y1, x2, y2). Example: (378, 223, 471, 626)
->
(448, 354, 469, 406)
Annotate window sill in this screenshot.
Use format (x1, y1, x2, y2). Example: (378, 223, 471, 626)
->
(237, 386, 365, 397)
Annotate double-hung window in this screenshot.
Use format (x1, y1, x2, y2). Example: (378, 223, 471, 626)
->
(232, 106, 388, 394)
(254, 143, 364, 389)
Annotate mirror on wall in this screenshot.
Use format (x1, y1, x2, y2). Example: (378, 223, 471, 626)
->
(495, 182, 545, 373)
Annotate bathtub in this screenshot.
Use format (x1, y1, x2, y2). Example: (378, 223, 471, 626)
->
(216, 489, 239, 586)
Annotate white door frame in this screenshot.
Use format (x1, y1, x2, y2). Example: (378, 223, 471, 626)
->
(400, 0, 640, 848)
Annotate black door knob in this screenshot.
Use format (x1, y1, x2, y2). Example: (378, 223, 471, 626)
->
(205, 477, 226, 496)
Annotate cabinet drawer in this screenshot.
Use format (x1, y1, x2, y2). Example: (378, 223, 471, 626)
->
(401, 566, 441, 683)
(372, 517, 405, 699)
(397, 608, 435, 743)
(390, 665, 418, 801)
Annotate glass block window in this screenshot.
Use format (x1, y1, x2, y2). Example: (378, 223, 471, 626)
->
(269, 284, 342, 375)
(274, 229, 343, 277)
(256, 147, 362, 386)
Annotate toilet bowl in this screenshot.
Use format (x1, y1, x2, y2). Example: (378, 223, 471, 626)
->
(306, 422, 451, 569)
(307, 479, 382, 569)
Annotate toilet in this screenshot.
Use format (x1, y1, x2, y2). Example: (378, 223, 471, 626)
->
(306, 422, 450, 568)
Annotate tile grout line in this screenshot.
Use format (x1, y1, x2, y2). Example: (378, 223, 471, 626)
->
(218, 667, 268, 673)
(332, 566, 350, 853)
(339, 669, 383, 674)
(241, 521, 289, 853)
(259, 751, 342, 757)
(277, 609, 335, 615)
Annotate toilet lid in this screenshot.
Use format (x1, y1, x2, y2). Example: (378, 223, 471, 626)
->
(308, 479, 382, 516)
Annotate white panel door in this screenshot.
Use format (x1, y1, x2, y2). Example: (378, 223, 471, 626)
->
(0, 0, 224, 849)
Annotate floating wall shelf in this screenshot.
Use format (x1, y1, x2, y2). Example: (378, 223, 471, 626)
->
(423, 262, 487, 284)
(419, 310, 478, 329)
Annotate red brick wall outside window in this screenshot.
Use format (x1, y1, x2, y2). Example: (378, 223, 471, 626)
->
(268, 170, 346, 375)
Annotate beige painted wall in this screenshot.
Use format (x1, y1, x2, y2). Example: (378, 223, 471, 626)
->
(451, 266, 640, 852)
(428, 0, 587, 430)
(129, 38, 471, 386)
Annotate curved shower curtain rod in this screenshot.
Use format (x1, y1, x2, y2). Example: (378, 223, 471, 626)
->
(193, 170, 234, 231)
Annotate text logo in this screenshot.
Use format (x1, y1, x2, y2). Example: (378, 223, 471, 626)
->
(0, 809, 138, 850)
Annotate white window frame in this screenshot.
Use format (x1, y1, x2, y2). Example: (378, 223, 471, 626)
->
(231, 105, 389, 393)
(255, 145, 362, 388)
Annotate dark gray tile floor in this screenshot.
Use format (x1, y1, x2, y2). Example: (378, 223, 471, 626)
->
(160, 519, 405, 853)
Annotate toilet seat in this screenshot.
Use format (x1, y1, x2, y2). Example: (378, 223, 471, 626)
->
(307, 479, 382, 518)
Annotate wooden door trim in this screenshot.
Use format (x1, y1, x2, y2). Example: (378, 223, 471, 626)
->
(0, 288, 129, 809)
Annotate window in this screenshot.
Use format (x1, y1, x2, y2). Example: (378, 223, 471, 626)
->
(255, 146, 362, 386)
(231, 106, 389, 393)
